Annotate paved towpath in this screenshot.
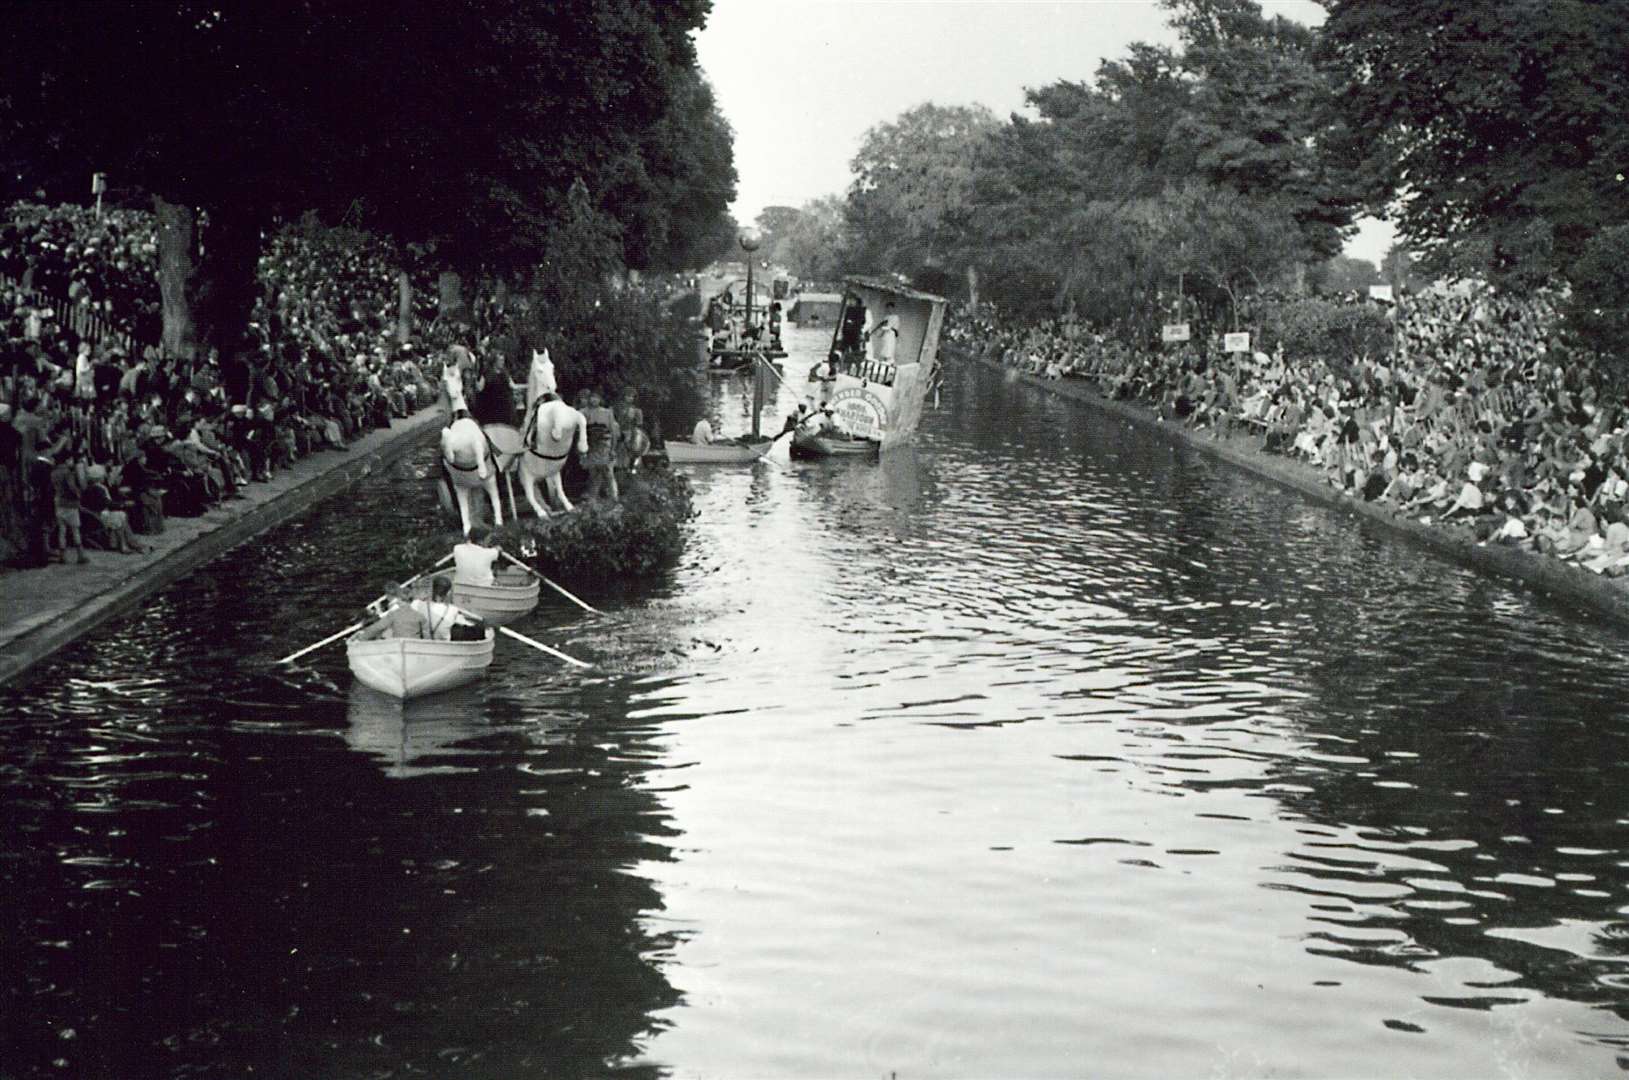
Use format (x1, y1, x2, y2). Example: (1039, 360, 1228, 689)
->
(0, 406, 446, 687)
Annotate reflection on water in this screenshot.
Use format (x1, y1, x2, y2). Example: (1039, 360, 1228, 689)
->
(3, 341, 1629, 1077)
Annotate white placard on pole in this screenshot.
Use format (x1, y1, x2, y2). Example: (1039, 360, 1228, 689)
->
(1368, 284, 1394, 303)
(1223, 332, 1251, 353)
(1161, 322, 1191, 343)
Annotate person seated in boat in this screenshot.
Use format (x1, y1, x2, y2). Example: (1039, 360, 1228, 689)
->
(452, 525, 500, 587)
(692, 416, 715, 444)
(781, 403, 811, 436)
(355, 584, 426, 641)
(413, 575, 483, 641)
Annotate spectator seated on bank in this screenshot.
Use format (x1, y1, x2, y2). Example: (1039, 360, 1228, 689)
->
(948, 282, 1629, 589)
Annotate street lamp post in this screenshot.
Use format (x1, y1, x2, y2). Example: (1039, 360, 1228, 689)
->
(739, 228, 761, 339)
(739, 229, 764, 436)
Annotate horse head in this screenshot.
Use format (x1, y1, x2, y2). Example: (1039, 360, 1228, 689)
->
(528, 349, 558, 405)
(442, 360, 468, 413)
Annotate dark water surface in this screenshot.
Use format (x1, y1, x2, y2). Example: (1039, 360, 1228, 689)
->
(4, 332, 1629, 1078)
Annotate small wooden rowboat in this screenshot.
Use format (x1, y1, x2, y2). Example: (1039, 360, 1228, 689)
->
(665, 437, 776, 464)
(347, 629, 496, 700)
(409, 567, 539, 625)
(790, 428, 879, 459)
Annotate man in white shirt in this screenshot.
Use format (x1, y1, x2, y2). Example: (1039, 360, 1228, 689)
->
(692, 417, 714, 444)
(452, 525, 499, 587)
(412, 576, 477, 641)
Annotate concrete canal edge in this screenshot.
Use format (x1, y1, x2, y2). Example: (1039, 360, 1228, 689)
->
(959, 349, 1629, 631)
(0, 407, 447, 687)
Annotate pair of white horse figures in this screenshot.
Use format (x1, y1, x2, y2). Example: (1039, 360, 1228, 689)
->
(438, 349, 586, 535)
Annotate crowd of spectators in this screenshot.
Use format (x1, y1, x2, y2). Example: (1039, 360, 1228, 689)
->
(0, 203, 162, 344)
(0, 203, 478, 569)
(957, 286, 1629, 578)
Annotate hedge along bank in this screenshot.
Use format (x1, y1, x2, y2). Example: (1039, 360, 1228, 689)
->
(958, 347, 1629, 630)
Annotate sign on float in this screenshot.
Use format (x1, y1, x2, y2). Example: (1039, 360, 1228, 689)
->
(830, 385, 888, 440)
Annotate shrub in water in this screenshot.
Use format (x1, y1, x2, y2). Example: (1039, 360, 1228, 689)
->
(399, 467, 694, 586)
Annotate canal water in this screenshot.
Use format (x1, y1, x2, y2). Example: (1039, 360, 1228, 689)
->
(4, 328, 1629, 1077)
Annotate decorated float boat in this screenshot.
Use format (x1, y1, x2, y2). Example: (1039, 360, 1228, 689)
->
(664, 435, 777, 464)
(794, 275, 946, 459)
(346, 628, 496, 701)
(407, 567, 539, 626)
(703, 267, 788, 366)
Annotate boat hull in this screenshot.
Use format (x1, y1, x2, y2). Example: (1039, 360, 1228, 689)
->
(347, 632, 495, 700)
(665, 438, 774, 464)
(409, 569, 538, 625)
(790, 429, 879, 458)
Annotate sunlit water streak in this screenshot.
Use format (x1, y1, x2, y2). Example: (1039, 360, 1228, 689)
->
(1, 331, 1627, 1077)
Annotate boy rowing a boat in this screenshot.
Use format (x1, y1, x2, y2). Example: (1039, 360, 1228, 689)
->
(355, 584, 426, 641)
(452, 525, 500, 587)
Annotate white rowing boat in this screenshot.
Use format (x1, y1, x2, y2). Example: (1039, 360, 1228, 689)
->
(665, 437, 775, 464)
(346, 629, 495, 700)
(409, 567, 539, 625)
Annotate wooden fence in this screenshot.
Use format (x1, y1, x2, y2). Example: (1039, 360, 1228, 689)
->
(0, 271, 140, 354)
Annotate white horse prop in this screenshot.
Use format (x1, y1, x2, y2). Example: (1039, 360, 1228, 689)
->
(486, 350, 586, 519)
(438, 360, 505, 536)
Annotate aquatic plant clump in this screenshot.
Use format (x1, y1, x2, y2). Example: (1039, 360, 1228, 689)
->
(502, 469, 695, 580)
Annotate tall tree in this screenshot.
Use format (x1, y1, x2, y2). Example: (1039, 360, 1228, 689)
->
(1319, 0, 1629, 287)
(772, 196, 847, 282)
(946, 0, 1358, 322)
(845, 102, 999, 276)
(0, 0, 734, 358)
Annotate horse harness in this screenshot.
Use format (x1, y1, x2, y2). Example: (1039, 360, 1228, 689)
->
(521, 393, 571, 462)
(443, 413, 503, 471)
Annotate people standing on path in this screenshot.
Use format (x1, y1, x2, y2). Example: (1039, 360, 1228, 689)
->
(50, 451, 88, 564)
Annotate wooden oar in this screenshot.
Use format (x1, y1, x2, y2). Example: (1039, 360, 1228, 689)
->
(498, 549, 602, 615)
(279, 553, 457, 664)
(277, 621, 365, 664)
(395, 552, 455, 594)
(497, 625, 590, 668)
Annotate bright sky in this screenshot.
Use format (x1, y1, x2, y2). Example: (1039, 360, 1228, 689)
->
(695, 0, 1393, 266)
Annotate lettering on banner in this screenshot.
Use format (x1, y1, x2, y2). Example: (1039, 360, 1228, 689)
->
(830, 385, 888, 440)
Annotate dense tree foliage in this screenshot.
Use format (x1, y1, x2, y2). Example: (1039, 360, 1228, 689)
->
(1319, 0, 1629, 291)
(756, 197, 846, 281)
(845, 0, 1361, 323)
(1320, 0, 1629, 359)
(844, 103, 999, 278)
(0, 0, 736, 355)
(1310, 254, 1381, 295)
